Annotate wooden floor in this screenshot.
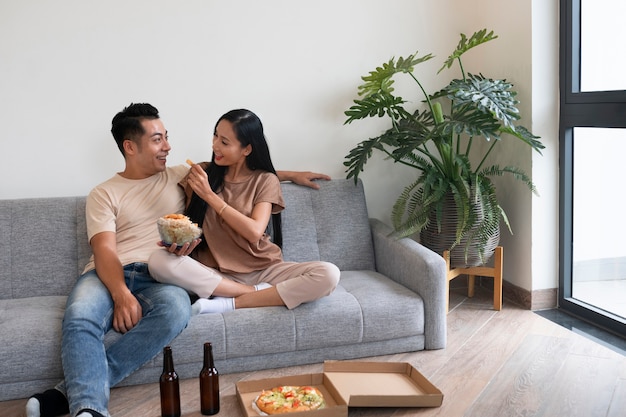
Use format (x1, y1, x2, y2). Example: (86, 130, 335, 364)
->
(3, 285, 626, 417)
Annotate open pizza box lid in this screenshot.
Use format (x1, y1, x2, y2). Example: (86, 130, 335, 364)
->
(236, 361, 443, 416)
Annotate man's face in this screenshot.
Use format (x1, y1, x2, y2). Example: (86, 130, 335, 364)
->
(127, 118, 171, 177)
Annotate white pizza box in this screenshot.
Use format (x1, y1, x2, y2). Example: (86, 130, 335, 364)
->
(236, 361, 443, 416)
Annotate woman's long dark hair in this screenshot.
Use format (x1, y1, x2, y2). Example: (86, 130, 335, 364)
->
(186, 109, 282, 247)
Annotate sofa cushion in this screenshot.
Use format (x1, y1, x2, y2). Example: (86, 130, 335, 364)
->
(100, 271, 425, 373)
(280, 180, 375, 271)
(0, 296, 66, 387)
(339, 271, 425, 342)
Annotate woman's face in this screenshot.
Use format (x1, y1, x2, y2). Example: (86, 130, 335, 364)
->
(212, 119, 251, 167)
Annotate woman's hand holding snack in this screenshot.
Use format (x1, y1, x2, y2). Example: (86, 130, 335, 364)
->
(187, 162, 217, 202)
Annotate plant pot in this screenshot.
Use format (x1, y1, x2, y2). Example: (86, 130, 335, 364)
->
(419, 193, 500, 268)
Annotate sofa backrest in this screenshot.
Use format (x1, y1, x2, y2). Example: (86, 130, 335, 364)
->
(280, 179, 375, 270)
(0, 179, 374, 300)
(0, 196, 91, 299)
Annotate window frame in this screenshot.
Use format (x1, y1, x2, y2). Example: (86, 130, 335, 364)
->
(559, 0, 626, 335)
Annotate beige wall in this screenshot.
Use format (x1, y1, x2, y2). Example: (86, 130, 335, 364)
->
(0, 0, 559, 293)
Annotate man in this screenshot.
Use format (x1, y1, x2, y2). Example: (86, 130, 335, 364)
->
(26, 103, 330, 417)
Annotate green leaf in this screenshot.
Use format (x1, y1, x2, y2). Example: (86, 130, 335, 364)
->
(387, 110, 434, 150)
(343, 136, 385, 183)
(391, 177, 430, 236)
(499, 125, 545, 154)
(344, 92, 411, 123)
(480, 165, 539, 195)
(357, 52, 434, 98)
(438, 103, 502, 141)
(447, 74, 520, 129)
(438, 29, 498, 73)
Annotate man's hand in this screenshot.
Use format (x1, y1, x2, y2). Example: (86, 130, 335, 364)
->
(91, 231, 143, 334)
(158, 238, 201, 256)
(111, 289, 142, 334)
(277, 171, 331, 190)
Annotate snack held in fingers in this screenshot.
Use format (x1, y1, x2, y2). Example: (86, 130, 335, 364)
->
(186, 159, 195, 166)
(157, 214, 202, 246)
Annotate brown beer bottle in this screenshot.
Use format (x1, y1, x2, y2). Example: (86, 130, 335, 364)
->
(159, 346, 181, 417)
(199, 342, 220, 415)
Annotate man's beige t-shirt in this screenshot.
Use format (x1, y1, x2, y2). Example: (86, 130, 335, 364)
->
(82, 164, 188, 274)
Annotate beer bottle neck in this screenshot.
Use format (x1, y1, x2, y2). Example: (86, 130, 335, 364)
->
(203, 343, 215, 368)
(163, 348, 175, 373)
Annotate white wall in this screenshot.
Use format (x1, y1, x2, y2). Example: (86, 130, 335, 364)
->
(531, 1, 560, 292)
(1, 0, 450, 224)
(0, 1, 559, 293)
(454, 0, 560, 292)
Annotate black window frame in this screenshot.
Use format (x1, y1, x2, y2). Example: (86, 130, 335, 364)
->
(559, 0, 626, 335)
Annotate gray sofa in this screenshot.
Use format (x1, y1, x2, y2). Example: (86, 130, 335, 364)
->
(0, 179, 446, 402)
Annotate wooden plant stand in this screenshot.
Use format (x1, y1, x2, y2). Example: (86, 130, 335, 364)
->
(444, 246, 503, 313)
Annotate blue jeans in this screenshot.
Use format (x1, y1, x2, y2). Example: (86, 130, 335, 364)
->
(58, 263, 191, 417)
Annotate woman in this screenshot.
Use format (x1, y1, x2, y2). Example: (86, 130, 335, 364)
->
(148, 109, 340, 314)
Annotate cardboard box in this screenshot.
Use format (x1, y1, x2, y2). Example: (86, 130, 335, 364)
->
(236, 361, 443, 416)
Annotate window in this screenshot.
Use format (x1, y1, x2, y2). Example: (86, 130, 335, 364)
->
(560, 0, 626, 335)
(580, 0, 626, 92)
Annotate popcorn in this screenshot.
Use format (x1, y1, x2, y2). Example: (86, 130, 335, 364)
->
(157, 214, 202, 246)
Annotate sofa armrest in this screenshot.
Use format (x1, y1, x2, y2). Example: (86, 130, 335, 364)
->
(370, 218, 447, 349)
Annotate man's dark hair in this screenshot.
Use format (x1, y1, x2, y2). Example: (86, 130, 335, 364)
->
(111, 103, 160, 156)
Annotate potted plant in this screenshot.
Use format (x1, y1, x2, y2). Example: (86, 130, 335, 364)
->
(343, 29, 545, 267)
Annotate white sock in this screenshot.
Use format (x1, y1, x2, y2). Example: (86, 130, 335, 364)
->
(25, 398, 40, 417)
(254, 282, 273, 291)
(194, 297, 235, 314)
